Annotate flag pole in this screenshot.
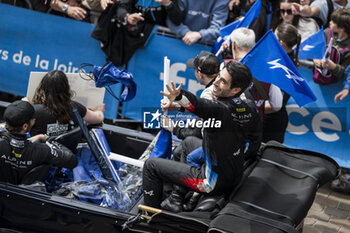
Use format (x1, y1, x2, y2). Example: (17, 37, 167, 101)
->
(321, 37, 333, 76)
(163, 56, 170, 115)
(215, 36, 231, 57)
(133, 57, 172, 164)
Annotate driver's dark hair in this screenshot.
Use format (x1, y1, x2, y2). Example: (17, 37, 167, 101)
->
(225, 61, 252, 94)
(5, 123, 27, 134)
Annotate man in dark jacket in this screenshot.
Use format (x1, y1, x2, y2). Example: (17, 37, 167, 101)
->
(143, 61, 261, 210)
(0, 100, 77, 185)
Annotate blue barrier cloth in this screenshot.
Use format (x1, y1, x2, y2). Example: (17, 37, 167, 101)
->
(284, 67, 350, 168)
(93, 62, 137, 102)
(0, 3, 121, 120)
(122, 34, 211, 120)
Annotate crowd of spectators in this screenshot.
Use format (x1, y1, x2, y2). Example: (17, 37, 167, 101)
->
(3, 0, 350, 141)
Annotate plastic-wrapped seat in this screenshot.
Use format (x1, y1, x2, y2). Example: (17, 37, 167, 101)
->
(208, 141, 339, 233)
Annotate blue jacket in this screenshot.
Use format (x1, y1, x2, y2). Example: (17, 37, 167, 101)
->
(344, 66, 350, 90)
(166, 0, 229, 43)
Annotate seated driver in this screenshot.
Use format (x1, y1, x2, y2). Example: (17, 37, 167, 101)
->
(142, 62, 261, 211)
(0, 100, 78, 185)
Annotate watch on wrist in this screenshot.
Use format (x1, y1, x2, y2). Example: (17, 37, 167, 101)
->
(62, 4, 69, 13)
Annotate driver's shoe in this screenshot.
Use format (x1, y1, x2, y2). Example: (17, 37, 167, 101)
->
(160, 191, 184, 213)
(183, 193, 200, 211)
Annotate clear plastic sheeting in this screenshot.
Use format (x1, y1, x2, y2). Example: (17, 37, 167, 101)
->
(54, 179, 133, 210)
(53, 144, 143, 211)
(118, 164, 143, 203)
(19, 181, 47, 192)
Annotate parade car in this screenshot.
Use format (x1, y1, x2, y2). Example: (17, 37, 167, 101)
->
(0, 120, 339, 233)
(0, 2, 345, 232)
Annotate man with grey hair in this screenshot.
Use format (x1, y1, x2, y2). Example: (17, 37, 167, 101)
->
(230, 28, 256, 61)
(221, 28, 283, 120)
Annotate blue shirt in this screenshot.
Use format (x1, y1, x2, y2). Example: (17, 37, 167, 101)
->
(344, 65, 350, 90)
(311, 0, 329, 26)
(166, 0, 229, 43)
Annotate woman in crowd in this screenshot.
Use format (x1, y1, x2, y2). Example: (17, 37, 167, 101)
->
(30, 70, 105, 139)
(271, 0, 319, 42)
(263, 23, 301, 143)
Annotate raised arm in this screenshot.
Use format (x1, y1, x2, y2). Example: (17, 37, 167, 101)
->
(161, 82, 231, 120)
(292, 2, 320, 18)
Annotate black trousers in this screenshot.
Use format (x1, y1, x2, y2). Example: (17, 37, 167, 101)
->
(172, 136, 203, 163)
(143, 158, 208, 208)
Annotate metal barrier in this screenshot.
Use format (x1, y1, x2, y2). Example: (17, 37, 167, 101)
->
(299, 59, 314, 69)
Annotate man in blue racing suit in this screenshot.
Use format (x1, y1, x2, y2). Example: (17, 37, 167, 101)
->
(142, 61, 261, 210)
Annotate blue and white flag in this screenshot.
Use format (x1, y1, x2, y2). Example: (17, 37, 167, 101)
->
(241, 30, 317, 106)
(212, 0, 262, 55)
(297, 29, 326, 59)
(212, 20, 240, 55)
(237, 0, 262, 28)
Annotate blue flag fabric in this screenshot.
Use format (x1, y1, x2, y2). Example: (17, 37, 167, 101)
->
(93, 62, 137, 102)
(212, 20, 241, 54)
(238, 0, 262, 28)
(297, 29, 326, 59)
(212, 0, 261, 54)
(241, 30, 317, 106)
(149, 128, 172, 159)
